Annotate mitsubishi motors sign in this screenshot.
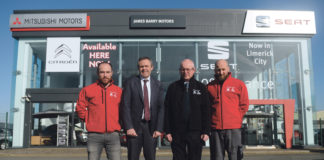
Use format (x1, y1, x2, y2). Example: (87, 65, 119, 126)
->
(9, 13, 90, 31)
(243, 10, 316, 34)
(46, 37, 80, 72)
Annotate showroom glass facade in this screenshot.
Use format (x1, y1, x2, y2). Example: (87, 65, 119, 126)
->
(11, 37, 314, 147)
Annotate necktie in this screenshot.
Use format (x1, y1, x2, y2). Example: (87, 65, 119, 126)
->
(143, 80, 150, 121)
(183, 82, 190, 122)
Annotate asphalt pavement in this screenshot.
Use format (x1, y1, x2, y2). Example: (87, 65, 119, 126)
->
(0, 147, 323, 160)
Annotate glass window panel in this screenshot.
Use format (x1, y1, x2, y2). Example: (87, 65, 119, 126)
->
(198, 41, 234, 84)
(160, 42, 196, 89)
(29, 42, 81, 88)
(121, 42, 157, 84)
(19, 37, 313, 147)
(81, 42, 120, 86)
(242, 104, 284, 146)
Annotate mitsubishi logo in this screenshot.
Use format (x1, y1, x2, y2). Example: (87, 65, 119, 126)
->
(13, 17, 22, 25)
(207, 41, 229, 60)
(54, 44, 72, 59)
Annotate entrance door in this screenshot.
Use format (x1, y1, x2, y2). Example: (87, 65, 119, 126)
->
(247, 99, 295, 149)
(243, 104, 292, 147)
(243, 110, 277, 146)
(23, 88, 81, 147)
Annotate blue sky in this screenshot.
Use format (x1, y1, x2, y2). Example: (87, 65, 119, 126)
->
(1, 0, 324, 114)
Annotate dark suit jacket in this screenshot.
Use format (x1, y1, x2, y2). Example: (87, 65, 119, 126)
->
(121, 75, 164, 135)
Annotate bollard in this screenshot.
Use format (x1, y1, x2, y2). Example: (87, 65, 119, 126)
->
(4, 112, 8, 149)
(320, 118, 323, 146)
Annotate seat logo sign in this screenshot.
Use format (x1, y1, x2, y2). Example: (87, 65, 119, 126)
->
(200, 41, 234, 71)
(207, 41, 229, 60)
(256, 16, 270, 28)
(243, 10, 316, 34)
(54, 44, 72, 59)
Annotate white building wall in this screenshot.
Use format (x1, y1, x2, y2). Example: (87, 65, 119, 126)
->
(12, 39, 34, 147)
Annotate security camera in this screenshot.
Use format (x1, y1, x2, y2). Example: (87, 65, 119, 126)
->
(21, 96, 30, 102)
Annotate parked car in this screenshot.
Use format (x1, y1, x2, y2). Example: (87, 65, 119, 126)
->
(160, 132, 170, 146)
(0, 128, 12, 150)
(75, 130, 88, 145)
(120, 131, 127, 147)
(74, 130, 127, 146)
(40, 124, 57, 145)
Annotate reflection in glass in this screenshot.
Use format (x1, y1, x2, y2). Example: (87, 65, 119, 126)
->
(30, 103, 86, 147)
(243, 105, 284, 146)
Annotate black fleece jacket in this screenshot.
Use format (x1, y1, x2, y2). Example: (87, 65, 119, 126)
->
(164, 77, 211, 135)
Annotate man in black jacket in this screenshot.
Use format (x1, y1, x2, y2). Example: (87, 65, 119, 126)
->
(164, 59, 210, 160)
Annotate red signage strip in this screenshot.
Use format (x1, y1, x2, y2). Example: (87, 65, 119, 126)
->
(10, 16, 90, 32)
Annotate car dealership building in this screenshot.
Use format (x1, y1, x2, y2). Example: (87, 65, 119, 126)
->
(9, 9, 317, 148)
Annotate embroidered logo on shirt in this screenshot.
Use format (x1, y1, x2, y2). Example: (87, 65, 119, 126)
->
(193, 89, 201, 95)
(226, 86, 236, 92)
(110, 92, 117, 98)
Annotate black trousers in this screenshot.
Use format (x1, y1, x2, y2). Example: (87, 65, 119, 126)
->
(171, 131, 203, 160)
(126, 121, 157, 160)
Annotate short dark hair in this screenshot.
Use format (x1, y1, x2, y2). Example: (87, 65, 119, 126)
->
(137, 57, 153, 68)
(97, 62, 113, 74)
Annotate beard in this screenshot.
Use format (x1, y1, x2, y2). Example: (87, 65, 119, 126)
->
(99, 78, 111, 85)
(215, 74, 228, 82)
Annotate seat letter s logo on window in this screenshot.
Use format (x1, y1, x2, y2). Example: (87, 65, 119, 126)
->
(207, 41, 229, 60)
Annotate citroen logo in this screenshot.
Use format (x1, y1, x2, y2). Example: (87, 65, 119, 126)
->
(54, 44, 72, 58)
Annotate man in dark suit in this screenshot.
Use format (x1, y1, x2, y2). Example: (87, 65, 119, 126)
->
(121, 57, 164, 160)
(164, 59, 210, 160)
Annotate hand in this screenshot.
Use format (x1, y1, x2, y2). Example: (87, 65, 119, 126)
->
(166, 134, 172, 142)
(153, 131, 162, 138)
(126, 128, 137, 137)
(201, 134, 209, 141)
